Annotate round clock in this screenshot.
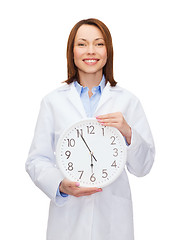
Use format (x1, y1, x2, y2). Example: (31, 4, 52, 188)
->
(56, 118, 127, 188)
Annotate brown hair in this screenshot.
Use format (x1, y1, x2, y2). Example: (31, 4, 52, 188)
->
(65, 18, 117, 86)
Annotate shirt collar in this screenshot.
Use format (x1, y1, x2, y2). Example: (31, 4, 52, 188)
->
(98, 75, 106, 93)
(74, 75, 106, 96)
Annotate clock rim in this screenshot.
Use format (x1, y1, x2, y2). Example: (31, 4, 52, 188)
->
(56, 118, 127, 188)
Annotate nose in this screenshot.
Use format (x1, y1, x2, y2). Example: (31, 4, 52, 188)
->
(87, 44, 95, 55)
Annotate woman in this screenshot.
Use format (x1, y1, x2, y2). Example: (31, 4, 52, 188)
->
(26, 18, 155, 240)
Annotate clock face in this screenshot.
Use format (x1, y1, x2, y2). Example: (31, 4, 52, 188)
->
(56, 118, 127, 188)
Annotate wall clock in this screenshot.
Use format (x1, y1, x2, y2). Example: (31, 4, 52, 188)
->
(56, 118, 127, 188)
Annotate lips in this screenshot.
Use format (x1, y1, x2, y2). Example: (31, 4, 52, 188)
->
(83, 58, 99, 65)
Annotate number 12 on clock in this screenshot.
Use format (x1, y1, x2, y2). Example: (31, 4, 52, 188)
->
(56, 119, 127, 188)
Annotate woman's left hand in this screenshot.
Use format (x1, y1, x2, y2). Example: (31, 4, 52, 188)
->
(96, 112, 132, 145)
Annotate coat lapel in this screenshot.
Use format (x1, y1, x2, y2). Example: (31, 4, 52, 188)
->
(66, 83, 87, 118)
(95, 83, 112, 115)
(63, 82, 113, 118)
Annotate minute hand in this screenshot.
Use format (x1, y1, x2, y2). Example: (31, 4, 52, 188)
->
(80, 135, 97, 162)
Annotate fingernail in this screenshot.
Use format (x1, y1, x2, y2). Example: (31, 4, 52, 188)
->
(97, 119, 103, 123)
(76, 182, 80, 187)
(97, 188, 102, 192)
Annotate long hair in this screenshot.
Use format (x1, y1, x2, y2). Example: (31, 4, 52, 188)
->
(65, 18, 117, 86)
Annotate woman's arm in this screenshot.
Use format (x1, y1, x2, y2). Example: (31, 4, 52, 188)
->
(96, 101, 155, 177)
(96, 112, 132, 145)
(26, 98, 102, 204)
(25, 98, 64, 203)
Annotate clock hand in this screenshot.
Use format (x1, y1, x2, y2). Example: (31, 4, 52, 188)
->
(80, 134, 91, 152)
(92, 154, 98, 162)
(90, 154, 94, 173)
(92, 155, 97, 162)
(80, 135, 97, 162)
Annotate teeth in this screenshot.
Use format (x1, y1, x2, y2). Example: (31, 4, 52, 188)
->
(84, 59, 97, 63)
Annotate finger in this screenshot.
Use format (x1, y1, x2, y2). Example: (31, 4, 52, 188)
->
(100, 122, 118, 127)
(97, 112, 123, 120)
(97, 118, 120, 127)
(72, 182, 80, 188)
(97, 115, 122, 125)
(76, 191, 101, 197)
(77, 187, 102, 195)
(68, 185, 102, 197)
(65, 181, 80, 188)
(78, 186, 100, 192)
(96, 113, 116, 120)
(99, 119, 118, 124)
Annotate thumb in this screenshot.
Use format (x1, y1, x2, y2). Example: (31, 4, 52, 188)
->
(68, 181, 80, 188)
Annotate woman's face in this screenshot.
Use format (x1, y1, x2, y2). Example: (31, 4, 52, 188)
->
(73, 24, 107, 77)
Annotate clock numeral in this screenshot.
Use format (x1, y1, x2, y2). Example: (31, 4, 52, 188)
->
(102, 169, 108, 178)
(90, 173, 96, 182)
(111, 160, 117, 168)
(76, 129, 83, 138)
(113, 148, 118, 157)
(67, 138, 75, 147)
(87, 125, 95, 134)
(110, 136, 116, 145)
(68, 162, 73, 171)
(78, 170, 84, 179)
(65, 150, 71, 159)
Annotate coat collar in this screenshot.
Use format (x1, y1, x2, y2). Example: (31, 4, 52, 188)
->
(58, 82, 121, 118)
(67, 83, 87, 118)
(94, 82, 112, 115)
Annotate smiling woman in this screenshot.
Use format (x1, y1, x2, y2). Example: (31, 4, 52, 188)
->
(66, 18, 117, 87)
(26, 18, 155, 240)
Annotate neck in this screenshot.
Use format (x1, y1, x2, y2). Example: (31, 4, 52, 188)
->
(78, 71, 103, 90)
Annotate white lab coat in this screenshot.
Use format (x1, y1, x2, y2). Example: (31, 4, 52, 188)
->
(26, 82, 155, 240)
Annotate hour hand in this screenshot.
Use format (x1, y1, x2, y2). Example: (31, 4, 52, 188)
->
(91, 153, 97, 162)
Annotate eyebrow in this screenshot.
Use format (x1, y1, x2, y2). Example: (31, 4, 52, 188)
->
(95, 38, 104, 41)
(77, 38, 86, 41)
(77, 38, 104, 41)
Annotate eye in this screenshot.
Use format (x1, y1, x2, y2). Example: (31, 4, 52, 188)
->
(77, 43, 86, 47)
(96, 42, 105, 47)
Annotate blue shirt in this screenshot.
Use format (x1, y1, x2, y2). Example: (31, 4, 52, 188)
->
(74, 75, 106, 117)
(57, 75, 106, 197)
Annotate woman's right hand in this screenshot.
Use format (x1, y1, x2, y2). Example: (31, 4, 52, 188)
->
(59, 178, 102, 197)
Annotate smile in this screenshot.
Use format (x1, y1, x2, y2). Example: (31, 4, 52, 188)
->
(84, 59, 97, 63)
(83, 58, 99, 65)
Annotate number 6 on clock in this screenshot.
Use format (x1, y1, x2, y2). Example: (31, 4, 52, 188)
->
(56, 118, 127, 188)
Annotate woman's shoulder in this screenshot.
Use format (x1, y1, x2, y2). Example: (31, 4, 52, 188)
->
(109, 83, 140, 102)
(42, 82, 73, 101)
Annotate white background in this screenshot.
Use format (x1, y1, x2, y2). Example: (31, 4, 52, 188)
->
(0, 0, 186, 239)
